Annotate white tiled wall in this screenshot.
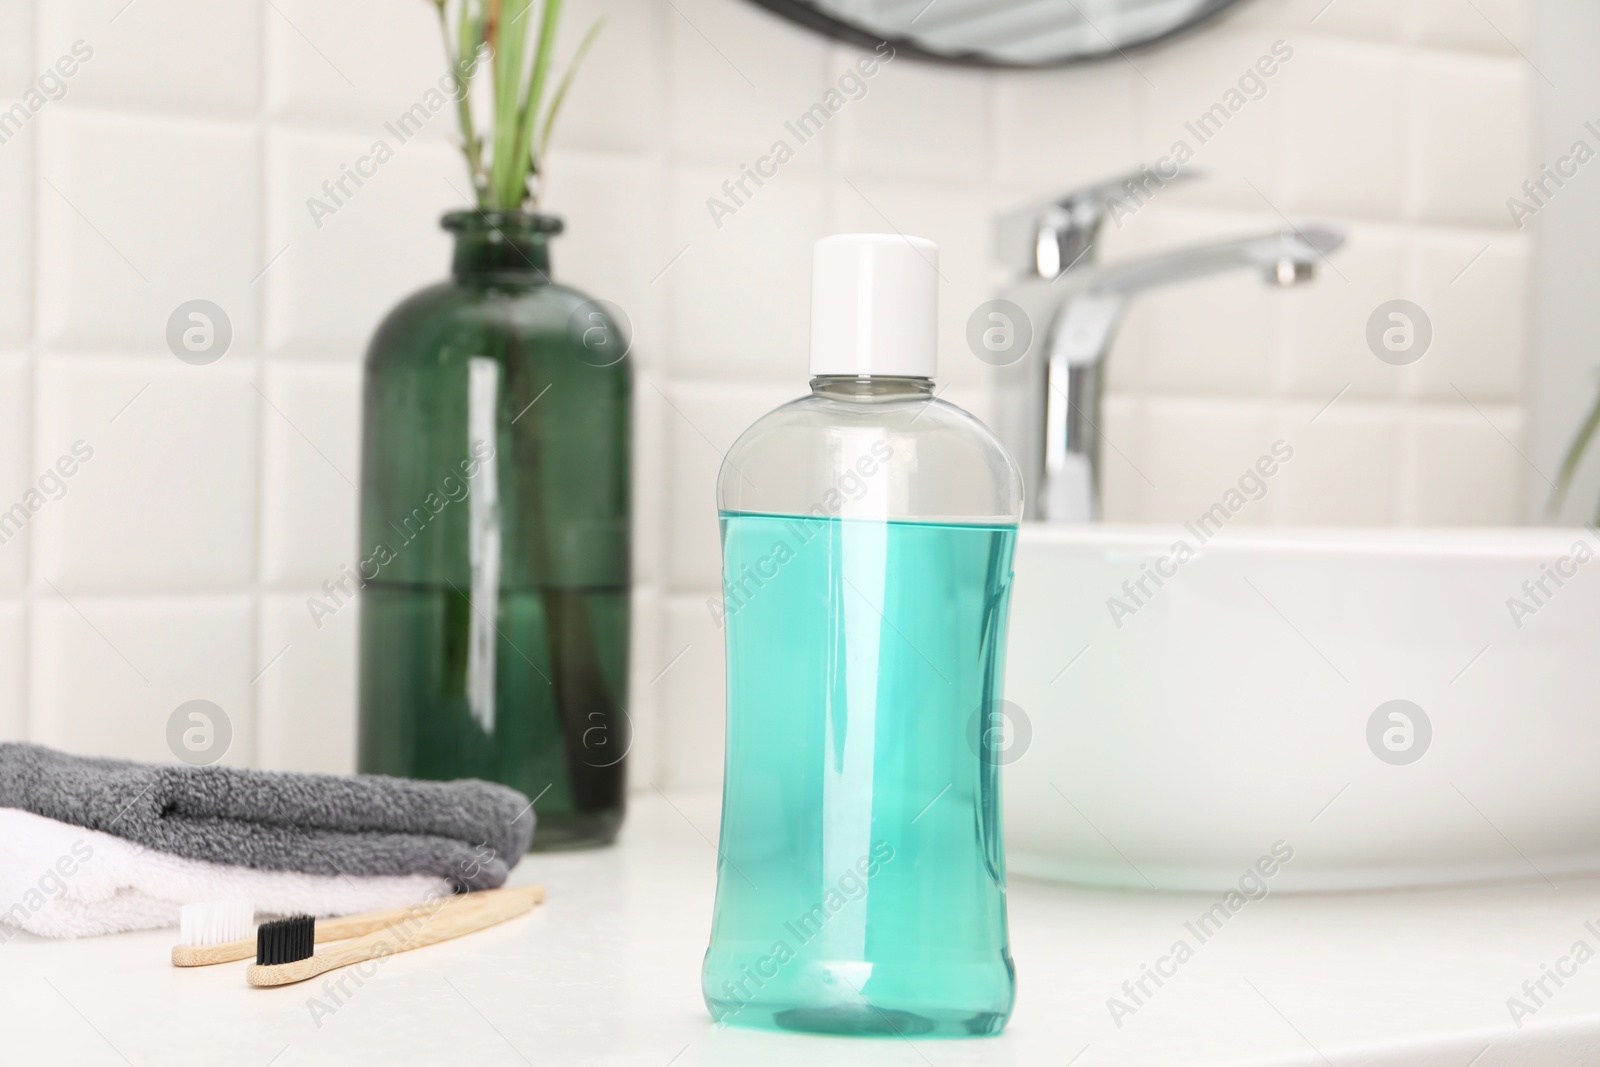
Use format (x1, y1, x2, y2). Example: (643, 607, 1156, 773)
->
(0, 0, 1536, 788)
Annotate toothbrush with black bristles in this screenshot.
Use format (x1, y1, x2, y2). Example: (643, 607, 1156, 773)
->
(173, 897, 485, 968)
(246, 883, 544, 988)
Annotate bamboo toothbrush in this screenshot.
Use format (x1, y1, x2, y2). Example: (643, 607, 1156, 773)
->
(246, 882, 544, 988)
(172, 885, 544, 967)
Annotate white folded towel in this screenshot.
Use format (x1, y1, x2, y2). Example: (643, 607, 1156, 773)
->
(0, 807, 452, 940)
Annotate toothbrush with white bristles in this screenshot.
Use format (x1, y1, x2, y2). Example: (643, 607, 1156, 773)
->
(172, 894, 494, 968)
(178, 900, 255, 956)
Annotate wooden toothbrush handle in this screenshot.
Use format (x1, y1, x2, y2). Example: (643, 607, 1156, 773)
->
(246, 883, 544, 988)
(173, 940, 257, 968)
(315, 896, 472, 941)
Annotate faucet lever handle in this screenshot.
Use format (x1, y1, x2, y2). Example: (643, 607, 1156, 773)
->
(994, 165, 1204, 280)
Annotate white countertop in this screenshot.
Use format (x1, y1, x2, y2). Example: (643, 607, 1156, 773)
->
(5, 791, 1599, 1066)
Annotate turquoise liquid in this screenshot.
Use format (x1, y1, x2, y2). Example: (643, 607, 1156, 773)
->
(703, 510, 1018, 1038)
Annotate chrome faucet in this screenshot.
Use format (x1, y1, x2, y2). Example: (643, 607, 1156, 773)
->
(991, 169, 1346, 522)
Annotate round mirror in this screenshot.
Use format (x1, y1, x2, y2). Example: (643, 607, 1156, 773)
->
(746, 0, 1246, 67)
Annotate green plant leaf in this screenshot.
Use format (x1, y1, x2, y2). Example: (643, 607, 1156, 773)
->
(509, 0, 564, 207)
(490, 0, 533, 208)
(440, 0, 487, 201)
(1549, 372, 1600, 519)
(536, 16, 603, 164)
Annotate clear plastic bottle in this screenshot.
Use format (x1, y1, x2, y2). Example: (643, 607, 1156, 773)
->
(701, 234, 1024, 1037)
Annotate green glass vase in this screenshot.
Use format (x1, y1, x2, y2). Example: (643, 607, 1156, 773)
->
(357, 210, 631, 849)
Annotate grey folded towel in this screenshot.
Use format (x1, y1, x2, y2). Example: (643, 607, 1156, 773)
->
(0, 743, 534, 891)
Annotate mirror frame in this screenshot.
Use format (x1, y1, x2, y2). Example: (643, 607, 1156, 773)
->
(744, 0, 1248, 68)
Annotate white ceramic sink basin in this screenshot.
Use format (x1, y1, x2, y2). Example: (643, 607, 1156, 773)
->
(1003, 524, 1600, 892)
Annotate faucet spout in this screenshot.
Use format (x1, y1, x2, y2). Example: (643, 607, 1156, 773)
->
(1062, 226, 1344, 300)
(1041, 226, 1345, 367)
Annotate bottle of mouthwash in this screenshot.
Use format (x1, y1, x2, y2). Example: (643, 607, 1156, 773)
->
(702, 234, 1024, 1038)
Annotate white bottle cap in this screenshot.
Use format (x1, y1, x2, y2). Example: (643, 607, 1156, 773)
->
(809, 233, 939, 378)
